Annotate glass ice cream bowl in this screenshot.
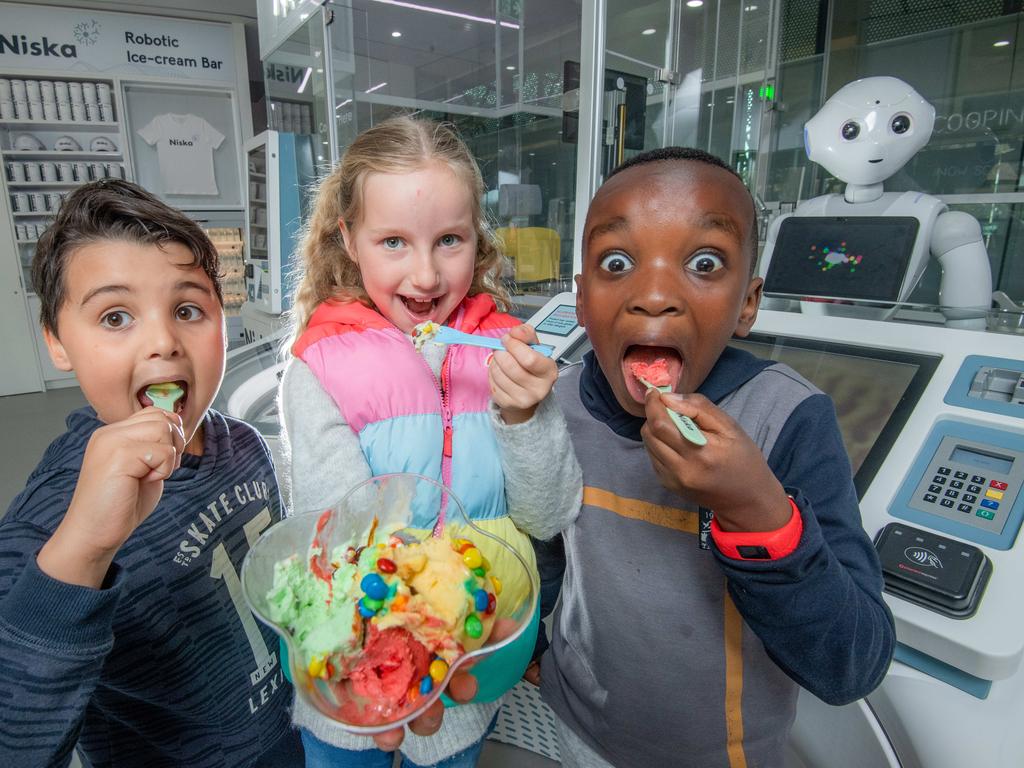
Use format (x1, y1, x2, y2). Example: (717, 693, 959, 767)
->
(241, 473, 539, 734)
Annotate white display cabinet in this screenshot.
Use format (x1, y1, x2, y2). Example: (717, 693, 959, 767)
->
(2, 74, 130, 295)
(0, 74, 132, 390)
(243, 130, 313, 315)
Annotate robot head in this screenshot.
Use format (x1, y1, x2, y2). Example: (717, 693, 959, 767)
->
(804, 76, 935, 186)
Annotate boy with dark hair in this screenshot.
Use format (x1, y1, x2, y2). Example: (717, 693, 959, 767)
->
(0, 180, 304, 767)
(534, 148, 895, 767)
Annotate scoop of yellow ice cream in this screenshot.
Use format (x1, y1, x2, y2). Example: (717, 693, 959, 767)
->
(395, 537, 471, 629)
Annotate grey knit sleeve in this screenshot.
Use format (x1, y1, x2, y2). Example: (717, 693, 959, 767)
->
(278, 358, 372, 516)
(490, 394, 582, 540)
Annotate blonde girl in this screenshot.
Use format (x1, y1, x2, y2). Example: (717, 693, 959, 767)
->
(278, 116, 581, 768)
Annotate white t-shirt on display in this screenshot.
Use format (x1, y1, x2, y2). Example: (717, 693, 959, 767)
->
(138, 113, 225, 196)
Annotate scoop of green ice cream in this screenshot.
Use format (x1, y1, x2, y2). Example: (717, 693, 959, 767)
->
(266, 554, 360, 660)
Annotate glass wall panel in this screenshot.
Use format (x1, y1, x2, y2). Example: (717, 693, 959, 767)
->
(263, 14, 331, 172)
(326, 0, 582, 301)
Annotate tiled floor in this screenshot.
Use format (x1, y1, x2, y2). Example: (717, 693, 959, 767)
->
(2, 387, 558, 768)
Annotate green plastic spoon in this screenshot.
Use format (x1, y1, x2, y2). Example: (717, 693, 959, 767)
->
(146, 382, 184, 413)
(635, 376, 708, 446)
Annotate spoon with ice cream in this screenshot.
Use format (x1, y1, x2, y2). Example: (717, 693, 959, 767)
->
(629, 359, 707, 446)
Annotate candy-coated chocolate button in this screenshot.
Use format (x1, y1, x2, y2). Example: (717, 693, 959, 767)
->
(420, 675, 433, 694)
(474, 588, 488, 611)
(429, 659, 448, 682)
(462, 547, 483, 569)
(465, 614, 483, 638)
(491, 576, 502, 595)
(473, 566, 485, 577)
(362, 596, 384, 611)
(361, 573, 389, 600)
(486, 593, 496, 614)
(377, 558, 397, 573)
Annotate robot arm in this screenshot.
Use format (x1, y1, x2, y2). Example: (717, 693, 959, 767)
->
(931, 210, 992, 330)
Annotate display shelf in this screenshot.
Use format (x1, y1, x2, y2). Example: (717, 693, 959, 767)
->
(1, 119, 119, 130)
(1, 73, 130, 391)
(243, 130, 312, 316)
(2, 150, 124, 159)
(205, 226, 246, 318)
(7, 181, 77, 188)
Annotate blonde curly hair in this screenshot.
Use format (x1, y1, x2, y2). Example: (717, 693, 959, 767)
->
(288, 116, 509, 345)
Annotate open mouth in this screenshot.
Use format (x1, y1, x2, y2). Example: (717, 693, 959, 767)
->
(400, 295, 440, 317)
(137, 380, 189, 415)
(621, 346, 682, 403)
(868, 158, 883, 163)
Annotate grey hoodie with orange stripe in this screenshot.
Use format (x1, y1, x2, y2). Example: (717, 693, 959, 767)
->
(538, 349, 895, 768)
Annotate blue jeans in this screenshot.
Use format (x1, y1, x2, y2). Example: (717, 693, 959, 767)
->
(300, 713, 498, 768)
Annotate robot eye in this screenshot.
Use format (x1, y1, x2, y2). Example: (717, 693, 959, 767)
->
(841, 121, 860, 140)
(891, 114, 911, 134)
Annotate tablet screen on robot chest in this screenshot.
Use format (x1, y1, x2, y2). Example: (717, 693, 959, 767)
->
(765, 216, 919, 303)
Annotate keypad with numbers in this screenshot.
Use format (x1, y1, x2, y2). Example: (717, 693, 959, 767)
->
(909, 434, 1022, 536)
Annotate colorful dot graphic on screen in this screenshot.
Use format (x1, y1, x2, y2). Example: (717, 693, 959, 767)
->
(808, 242, 863, 272)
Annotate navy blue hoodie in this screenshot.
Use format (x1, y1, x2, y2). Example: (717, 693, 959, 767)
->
(0, 408, 299, 768)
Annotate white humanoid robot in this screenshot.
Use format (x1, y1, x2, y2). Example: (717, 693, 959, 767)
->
(762, 76, 992, 329)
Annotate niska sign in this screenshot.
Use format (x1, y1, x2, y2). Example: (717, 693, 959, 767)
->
(0, 34, 78, 58)
(0, 3, 236, 83)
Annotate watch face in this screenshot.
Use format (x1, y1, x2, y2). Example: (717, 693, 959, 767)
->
(737, 545, 771, 560)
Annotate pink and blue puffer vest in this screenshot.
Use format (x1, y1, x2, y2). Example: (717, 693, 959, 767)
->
(293, 294, 519, 526)
(292, 294, 538, 701)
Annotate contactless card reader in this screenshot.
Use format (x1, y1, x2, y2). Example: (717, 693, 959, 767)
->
(874, 522, 991, 619)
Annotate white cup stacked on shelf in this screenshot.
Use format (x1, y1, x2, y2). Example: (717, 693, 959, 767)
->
(11, 79, 28, 119)
(81, 82, 98, 122)
(68, 82, 85, 121)
(25, 79, 43, 120)
(40, 81, 58, 121)
(54, 81, 71, 121)
(97, 83, 113, 121)
(0, 78, 14, 119)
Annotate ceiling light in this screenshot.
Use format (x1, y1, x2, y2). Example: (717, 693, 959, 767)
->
(642, 28, 656, 35)
(994, 40, 1011, 47)
(686, 0, 703, 6)
(296, 67, 312, 94)
(366, 0, 519, 29)
(365, 81, 387, 93)
(392, 30, 402, 37)
(506, 65, 516, 70)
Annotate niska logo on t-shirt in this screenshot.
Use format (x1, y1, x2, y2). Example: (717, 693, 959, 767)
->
(169, 138, 195, 146)
(0, 34, 78, 58)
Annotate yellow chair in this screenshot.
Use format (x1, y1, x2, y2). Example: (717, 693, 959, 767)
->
(496, 227, 560, 283)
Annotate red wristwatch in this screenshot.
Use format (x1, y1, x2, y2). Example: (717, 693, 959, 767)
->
(710, 497, 803, 560)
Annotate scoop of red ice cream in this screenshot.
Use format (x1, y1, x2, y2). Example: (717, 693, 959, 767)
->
(629, 358, 672, 387)
(348, 626, 432, 710)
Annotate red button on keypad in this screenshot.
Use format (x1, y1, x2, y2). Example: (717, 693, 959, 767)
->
(990, 480, 1008, 491)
